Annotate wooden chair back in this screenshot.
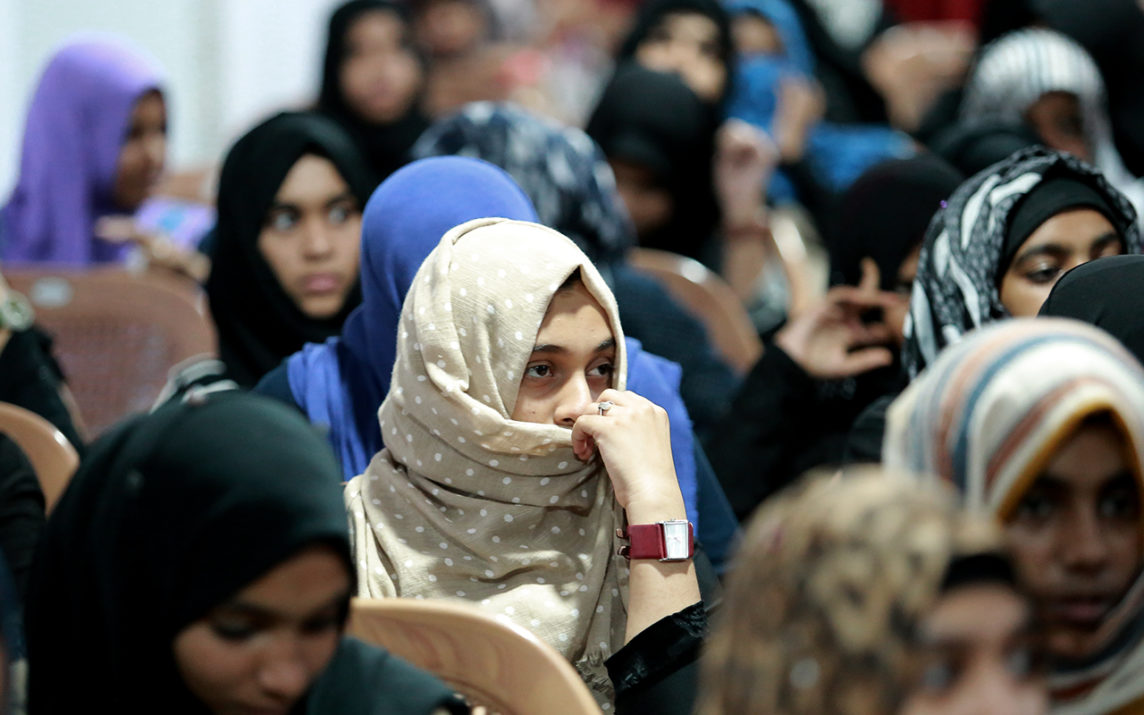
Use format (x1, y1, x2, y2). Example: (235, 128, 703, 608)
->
(627, 248, 763, 373)
(347, 598, 601, 715)
(0, 402, 79, 513)
(6, 267, 215, 436)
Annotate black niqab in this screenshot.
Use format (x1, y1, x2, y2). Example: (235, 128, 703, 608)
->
(1039, 254, 1144, 364)
(587, 64, 721, 264)
(206, 111, 373, 388)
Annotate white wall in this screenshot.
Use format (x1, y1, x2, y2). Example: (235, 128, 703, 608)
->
(0, 0, 345, 195)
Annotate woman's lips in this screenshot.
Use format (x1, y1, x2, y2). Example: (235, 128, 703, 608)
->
(303, 273, 341, 294)
(1046, 596, 1113, 627)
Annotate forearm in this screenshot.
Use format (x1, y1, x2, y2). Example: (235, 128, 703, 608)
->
(622, 494, 701, 643)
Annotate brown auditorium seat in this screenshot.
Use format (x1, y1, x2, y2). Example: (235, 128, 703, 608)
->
(5, 267, 216, 436)
(348, 598, 601, 715)
(628, 247, 763, 374)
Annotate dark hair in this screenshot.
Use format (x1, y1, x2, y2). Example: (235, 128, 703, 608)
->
(557, 267, 584, 292)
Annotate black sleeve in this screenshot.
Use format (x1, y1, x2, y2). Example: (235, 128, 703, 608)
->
(0, 434, 45, 601)
(0, 327, 84, 454)
(611, 267, 741, 437)
(252, 362, 304, 414)
(308, 638, 468, 714)
(843, 392, 895, 464)
(705, 342, 819, 519)
(606, 602, 707, 715)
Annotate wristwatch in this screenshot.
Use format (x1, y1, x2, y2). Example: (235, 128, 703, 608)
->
(0, 291, 33, 331)
(617, 520, 694, 561)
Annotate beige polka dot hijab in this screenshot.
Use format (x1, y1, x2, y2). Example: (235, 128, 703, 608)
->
(346, 217, 630, 705)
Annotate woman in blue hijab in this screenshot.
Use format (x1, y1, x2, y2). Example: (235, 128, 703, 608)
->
(256, 156, 738, 571)
(726, 0, 912, 211)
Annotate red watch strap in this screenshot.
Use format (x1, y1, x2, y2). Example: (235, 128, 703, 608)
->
(623, 521, 694, 560)
(627, 524, 667, 559)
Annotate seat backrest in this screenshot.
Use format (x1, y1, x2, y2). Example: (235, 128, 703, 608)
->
(0, 402, 79, 513)
(6, 267, 216, 437)
(627, 248, 763, 374)
(346, 598, 601, 715)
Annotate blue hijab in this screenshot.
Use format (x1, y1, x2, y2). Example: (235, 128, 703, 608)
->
(286, 157, 536, 475)
(284, 155, 700, 524)
(726, 0, 912, 202)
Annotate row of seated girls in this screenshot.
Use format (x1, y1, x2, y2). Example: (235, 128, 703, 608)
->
(2, 1, 1144, 715)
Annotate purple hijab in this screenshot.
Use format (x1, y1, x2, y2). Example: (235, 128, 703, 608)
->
(1, 37, 163, 265)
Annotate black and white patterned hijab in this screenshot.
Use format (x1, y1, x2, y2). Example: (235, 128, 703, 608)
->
(961, 28, 1144, 217)
(902, 147, 1143, 378)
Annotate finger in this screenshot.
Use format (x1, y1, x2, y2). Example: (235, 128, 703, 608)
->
(851, 321, 894, 347)
(858, 258, 881, 294)
(840, 347, 894, 375)
(828, 285, 905, 311)
(93, 216, 138, 242)
(571, 414, 611, 461)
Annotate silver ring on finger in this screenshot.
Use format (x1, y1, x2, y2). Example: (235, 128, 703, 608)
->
(597, 400, 615, 416)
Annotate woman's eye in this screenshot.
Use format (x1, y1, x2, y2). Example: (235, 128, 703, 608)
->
(1099, 489, 1140, 519)
(328, 205, 352, 224)
(589, 362, 614, 378)
(301, 614, 341, 635)
(918, 659, 959, 694)
(211, 621, 257, 642)
(525, 364, 551, 379)
(266, 210, 298, 232)
(1023, 265, 1060, 284)
(1014, 492, 1054, 521)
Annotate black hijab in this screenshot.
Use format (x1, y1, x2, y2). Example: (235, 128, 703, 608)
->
(587, 63, 721, 264)
(1039, 254, 1144, 363)
(829, 154, 965, 290)
(616, 0, 735, 112)
(206, 111, 373, 388)
(25, 392, 351, 714)
(317, 0, 429, 183)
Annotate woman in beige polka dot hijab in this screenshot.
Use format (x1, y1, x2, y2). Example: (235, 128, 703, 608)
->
(346, 217, 700, 707)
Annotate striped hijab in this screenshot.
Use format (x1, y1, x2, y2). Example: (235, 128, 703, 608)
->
(885, 318, 1144, 713)
(901, 147, 1142, 378)
(961, 28, 1144, 217)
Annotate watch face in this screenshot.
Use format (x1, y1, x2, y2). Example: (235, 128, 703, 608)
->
(0, 293, 33, 331)
(662, 520, 691, 560)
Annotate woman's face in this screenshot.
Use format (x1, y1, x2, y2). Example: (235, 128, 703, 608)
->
(257, 154, 362, 320)
(1025, 92, 1091, 163)
(113, 89, 167, 211)
(511, 280, 617, 426)
(414, 0, 489, 57)
(900, 584, 1046, 715)
(635, 11, 727, 103)
(998, 208, 1121, 317)
(172, 544, 350, 715)
(1005, 420, 1143, 660)
(609, 159, 674, 238)
(340, 9, 423, 124)
(731, 14, 782, 56)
